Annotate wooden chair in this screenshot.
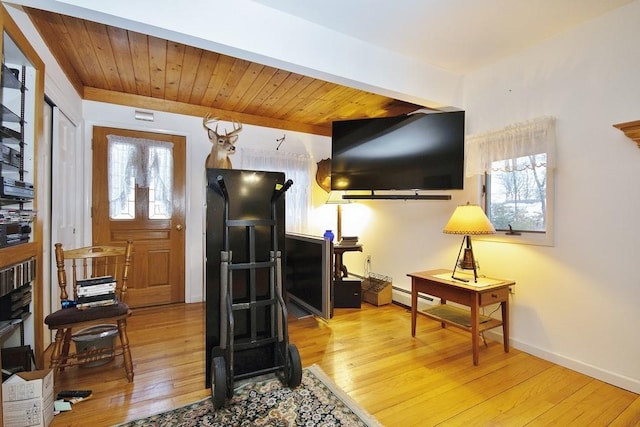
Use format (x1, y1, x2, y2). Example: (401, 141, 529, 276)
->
(44, 241, 134, 382)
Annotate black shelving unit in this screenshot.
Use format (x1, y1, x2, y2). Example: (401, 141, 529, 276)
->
(1, 62, 34, 246)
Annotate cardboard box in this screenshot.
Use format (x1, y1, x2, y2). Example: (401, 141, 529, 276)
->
(362, 285, 392, 306)
(2, 369, 54, 427)
(362, 274, 392, 306)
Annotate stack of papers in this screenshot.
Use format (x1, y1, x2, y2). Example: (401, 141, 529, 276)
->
(338, 236, 358, 246)
(432, 272, 502, 287)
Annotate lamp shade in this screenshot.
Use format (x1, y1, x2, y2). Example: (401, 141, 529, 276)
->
(443, 203, 496, 235)
(326, 190, 348, 204)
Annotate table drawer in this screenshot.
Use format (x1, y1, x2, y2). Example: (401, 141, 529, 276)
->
(479, 288, 509, 305)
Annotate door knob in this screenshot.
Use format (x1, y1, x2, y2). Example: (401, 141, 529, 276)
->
(175, 224, 184, 231)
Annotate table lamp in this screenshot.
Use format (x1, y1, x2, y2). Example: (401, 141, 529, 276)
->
(326, 191, 349, 242)
(443, 202, 496, 283)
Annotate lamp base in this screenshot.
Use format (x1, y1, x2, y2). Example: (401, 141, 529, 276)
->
(459, 248, 476, 270)
(451, 235, 479, 283)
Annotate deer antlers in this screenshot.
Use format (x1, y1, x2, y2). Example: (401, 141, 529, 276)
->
(203, 113, 243, 169)
(202, 113, 242, 138)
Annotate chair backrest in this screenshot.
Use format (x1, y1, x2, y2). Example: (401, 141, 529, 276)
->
(54, 241, 133, 303)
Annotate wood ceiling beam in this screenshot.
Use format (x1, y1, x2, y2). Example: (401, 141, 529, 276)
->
(83, 87, 332, 136)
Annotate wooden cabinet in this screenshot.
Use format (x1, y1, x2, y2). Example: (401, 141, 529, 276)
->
(0, 5, 45, 423)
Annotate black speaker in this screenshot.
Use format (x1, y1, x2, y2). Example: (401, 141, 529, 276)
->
(1, 345, 33, 380)
(334, 279, 361, 309)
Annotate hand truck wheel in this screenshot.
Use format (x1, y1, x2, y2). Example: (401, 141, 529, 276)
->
(210, 355, 227, 409)
(286, 344, 302, 388)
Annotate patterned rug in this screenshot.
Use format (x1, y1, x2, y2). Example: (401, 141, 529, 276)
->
(116, 364, 381, 426)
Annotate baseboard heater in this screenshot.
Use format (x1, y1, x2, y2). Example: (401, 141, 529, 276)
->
(348, 276, 435, 308)
(391, 286, 434, 309)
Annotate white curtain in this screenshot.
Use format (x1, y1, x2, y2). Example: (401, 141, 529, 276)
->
(107, 135, 173, 218)
(239, 148, 312, 233)
(465, 116, 556, 177)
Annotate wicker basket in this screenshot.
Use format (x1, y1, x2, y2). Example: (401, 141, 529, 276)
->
(362, 273, 392, 306)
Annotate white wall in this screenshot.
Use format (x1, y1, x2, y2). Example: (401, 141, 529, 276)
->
(461, 2, 640, 392)
(81, 101, 330, 303)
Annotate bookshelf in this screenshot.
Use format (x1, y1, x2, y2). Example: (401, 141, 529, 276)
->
(0, 5, 45, 424)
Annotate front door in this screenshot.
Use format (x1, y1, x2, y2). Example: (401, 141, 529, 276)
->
(92, 126, 186, 307)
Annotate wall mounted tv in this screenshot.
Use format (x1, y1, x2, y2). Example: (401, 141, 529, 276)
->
(331, 110, 465, 192)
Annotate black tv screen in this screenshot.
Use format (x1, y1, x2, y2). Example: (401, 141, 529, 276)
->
(330, 111, 465, 191)
(284, 233, 331, 320)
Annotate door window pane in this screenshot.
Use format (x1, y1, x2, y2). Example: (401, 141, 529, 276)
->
(108, 140, 137, 219)
(107, 135, 173, 220)
(147, 145, 173, 219)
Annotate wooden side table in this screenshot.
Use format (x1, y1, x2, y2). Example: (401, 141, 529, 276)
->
(333, 244, 362, 281)
(407, 269, 515, 365)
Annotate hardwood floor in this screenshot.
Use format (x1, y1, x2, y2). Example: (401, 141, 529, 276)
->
(46, 302, 639, 426)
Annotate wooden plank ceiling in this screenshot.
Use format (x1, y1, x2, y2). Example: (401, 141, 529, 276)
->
(26, 8, 426, 136)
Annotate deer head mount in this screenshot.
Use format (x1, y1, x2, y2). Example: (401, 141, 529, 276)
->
(203, 113, 243, 169)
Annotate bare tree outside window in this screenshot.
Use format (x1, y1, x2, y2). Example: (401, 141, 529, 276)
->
(487, 153, 547, 232)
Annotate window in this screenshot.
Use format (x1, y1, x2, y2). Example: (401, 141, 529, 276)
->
(107, 135, 173, 220)
(486, 153, 548, 232)
(239, 148, 313, 234)
(466, 117, 555, 246)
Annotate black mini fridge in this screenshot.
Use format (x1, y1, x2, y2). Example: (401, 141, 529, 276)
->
(205, 168, 301, 408)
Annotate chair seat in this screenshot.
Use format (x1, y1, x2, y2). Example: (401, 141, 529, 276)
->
(45, 302, 130, 328)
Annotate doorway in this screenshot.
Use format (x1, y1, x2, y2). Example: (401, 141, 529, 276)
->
(92, 126, 186, 307)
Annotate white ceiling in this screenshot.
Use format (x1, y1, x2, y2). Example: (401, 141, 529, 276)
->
(253, 0, 634, 73)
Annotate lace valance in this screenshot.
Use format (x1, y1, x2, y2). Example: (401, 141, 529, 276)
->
(465, 116, 556, 177)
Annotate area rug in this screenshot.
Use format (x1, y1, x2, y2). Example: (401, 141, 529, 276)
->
(116, 364, 381, 426)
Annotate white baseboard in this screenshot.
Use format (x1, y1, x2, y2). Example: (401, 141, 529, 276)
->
(505, 334, 640, 394)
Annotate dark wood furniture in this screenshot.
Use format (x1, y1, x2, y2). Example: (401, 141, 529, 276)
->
(333, 244, 362, 280)
(408, 268, 515, 365)
(44, 241, 135, 382)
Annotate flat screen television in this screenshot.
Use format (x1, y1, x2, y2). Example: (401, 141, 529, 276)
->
(284, 233, 332, 320)
(331, 111, 465, 191)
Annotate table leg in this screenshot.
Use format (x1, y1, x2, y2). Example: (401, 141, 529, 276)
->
(440, 298, 447, 328)
(471, 295, 480, 366)
(411, 280, 417, 337)
(501, 300, 510, 353)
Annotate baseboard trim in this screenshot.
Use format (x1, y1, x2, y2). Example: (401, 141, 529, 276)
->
(507, 335, 640, 394)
